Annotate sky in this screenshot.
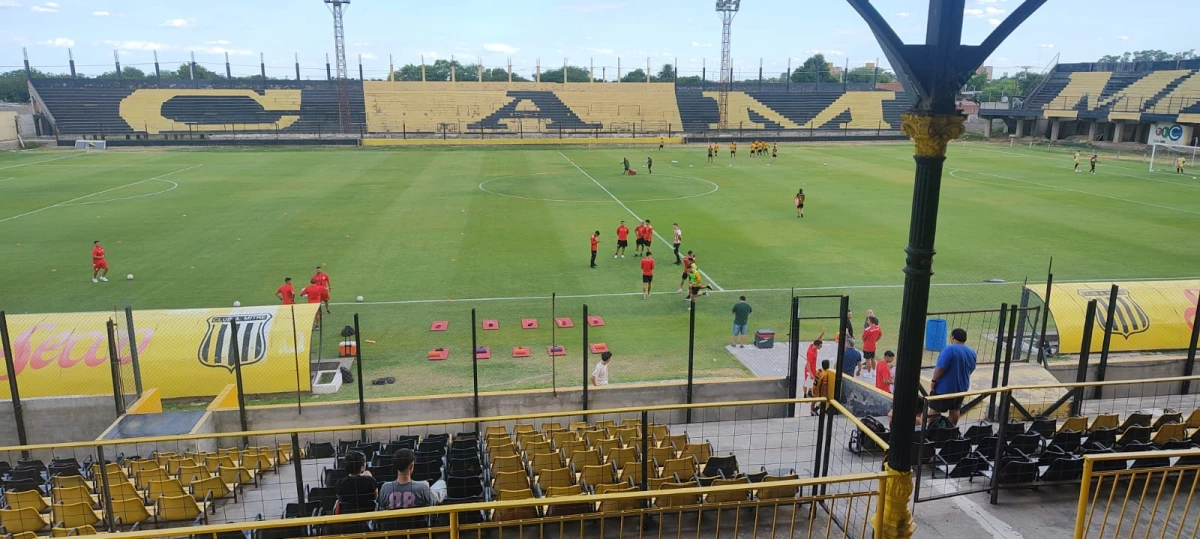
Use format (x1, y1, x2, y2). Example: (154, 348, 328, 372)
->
(1, 0, 1197, 80)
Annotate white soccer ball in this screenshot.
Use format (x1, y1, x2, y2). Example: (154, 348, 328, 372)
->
(356, 296, 364, 302)
(233, 301, 241, 307)
(126, 274, 133, 280)
(823, 163, 828, 166)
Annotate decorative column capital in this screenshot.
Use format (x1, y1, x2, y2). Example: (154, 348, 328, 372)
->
(902, 112, 966, 158)
(875, 463, 918, 538)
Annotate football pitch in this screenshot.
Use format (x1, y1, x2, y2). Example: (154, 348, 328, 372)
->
(1, 142, 1197, 401)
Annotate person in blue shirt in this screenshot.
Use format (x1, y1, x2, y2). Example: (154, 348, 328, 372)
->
(929, 328, 977, 425)
(841, 338, 863, 379)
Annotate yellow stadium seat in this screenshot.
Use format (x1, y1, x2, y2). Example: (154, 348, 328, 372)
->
(50, 486, 99, 509)
(51, 502, 102, 529)
(490, 454, 524, 476)
(491, 470, 529, 493)
(50, 476, 90, 492)
(5, 489, 51, 513)
(705, 477, 751, 504)
(154, 494, 207, 524)
(1153, 423, 1187, 447)
(527, 450, 564, 477)
(110, 497, 155, 529)
(661, 457, 697, 482)
(606, 447, 638, 469)
(0, 508, 49, 534)
(177, 464, 210, 485)
(50, 525, 98, 537)
(147, 478, 188, 502)
(646, 445, 675, 466)
(577, 464, 615, 490)
(557, 439, 586, 457)
(568, 421, 589, 433)
(596, 437, 622, 457)
(758, 473, 800, 500)
(134, 466, 170, 490)
(567, 449, 601, 470)
(522, 440, 552, 458)
(656, 481, 701, 508)
(596, 485, 640, 512)
(536, 467, 573, 492)
(581, 429, 606, 448)
(493, 488, 539, 522)
(189, 475, 235, 502)
(541, 422, 565, 434)
(218, 465, 256, 487)
(662, 434, 689, 452)
(679, 442, 712, 466)
(1059, 416, 1088, 434)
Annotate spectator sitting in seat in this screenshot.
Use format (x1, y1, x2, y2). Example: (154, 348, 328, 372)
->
(334, 451, 377, 514)
(378, 448, 443, 509)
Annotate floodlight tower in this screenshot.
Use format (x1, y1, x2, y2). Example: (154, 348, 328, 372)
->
(715, 0, 740, 130)
(325, 0, 352, 133)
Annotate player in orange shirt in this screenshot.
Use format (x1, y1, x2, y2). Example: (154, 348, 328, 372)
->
(275, 277, 295, 305)
(640, 251, 656, 299)
(642, 219, 654, 254)
(614, 220, 629, 259)
(91, 240, 109, 283)
(633, 221, 647, 257)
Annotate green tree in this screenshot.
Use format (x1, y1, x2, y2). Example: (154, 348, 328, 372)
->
(394, 64, 424, 81)
(540, 65, 592, 83)
(0, 68, 69, 102)
(845, 66, 894, 84)
(620, 68, 649, 83)
(675, 75, 704, 85)
(167, 62, 221, 80)
(1098, 54, 1123, 63)
(965, 71, 989, 92)
(96, 66, 148, 79)
(655, 63, 675, 82)
(791, 54, 839, 83)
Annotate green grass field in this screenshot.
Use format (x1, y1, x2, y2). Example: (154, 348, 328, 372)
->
(1, 142, 1197, 402)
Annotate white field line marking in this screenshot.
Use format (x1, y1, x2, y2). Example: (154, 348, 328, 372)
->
(558, 151, 725, 291)
(0, 164, 202, 223)
(0, 178, 13, 183)
(0, 152, 83, 170)
(58, 180, 179, 206)
(951, 495, 1026, 539)
(328, 275, 1200, 306)
(963, 144, 1200, 189)
(947, 167, 1200, 216)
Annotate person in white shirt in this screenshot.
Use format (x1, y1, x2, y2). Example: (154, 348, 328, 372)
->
(672, 223, 683, 265)
(591, 352, 612, 386)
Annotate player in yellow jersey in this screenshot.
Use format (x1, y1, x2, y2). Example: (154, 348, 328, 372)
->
(730, 141, 737, 158)
(1177, 156, 1187, 175)
(1073, 151, 1081, 173)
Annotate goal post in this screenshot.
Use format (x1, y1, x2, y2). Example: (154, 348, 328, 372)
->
(74, 140, 107, 151)
(1148, 143, 1198, 172)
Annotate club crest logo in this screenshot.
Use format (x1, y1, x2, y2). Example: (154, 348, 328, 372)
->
(1078, 289, 1150, 338)
(197, 314, 273, 370)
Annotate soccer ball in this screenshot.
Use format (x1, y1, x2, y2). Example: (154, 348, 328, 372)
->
(126, 274, 133, 280)
(356, 296, 364, 302)
(233, 301, 241, 307)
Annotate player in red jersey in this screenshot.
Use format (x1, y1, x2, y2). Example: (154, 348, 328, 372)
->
(590, 231, 600, 268)
(301, 278, 330, 327)
(275, 277, 295, 305)
(310, 267, 331, 313)
(91, 240, 109, 283)
(677, 250, 695, 293)
(633, 221, 647, 257)
(861, 316, 882, 363)
(642, 220, 654, 254)
(640, 251, 656, 299)
(614, 220, 629, 259)
(805, 327, 827, 396)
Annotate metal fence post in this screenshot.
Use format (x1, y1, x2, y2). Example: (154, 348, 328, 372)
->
(1001, 307, 1019, 389)
(787, 296, 801, 417)
(640, 410, 649, 492)
(1037, 266, 1054, 365)
(1183, 298, 1200, 395)
(1095, 285, 1119, 399)
(989, 389, 1012, 505)
(471, 308, 479, 419)
(686, 299, 696, 423)
(354, 314, 366, 438)
(0, 312, 29, 448)
(105, 320, 124, 415)
(988, 304, 1009, 420)
(229, 318, 250, 445)
(96, 445, 116, 532)
(123, 306, 143, 398)
(582, 304, 589, 418)
(1071, 300, 1099, 417)
(1015, 285, 1032, 361)
(292, 432, 306, 505)
(820, 296, 849, 497)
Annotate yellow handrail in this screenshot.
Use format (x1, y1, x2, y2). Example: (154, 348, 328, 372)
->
(1074, 449, 1200, 539)
(828, 399, 890, 451)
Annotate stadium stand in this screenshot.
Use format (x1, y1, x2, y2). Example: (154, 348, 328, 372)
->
(31, 77, 909, 141)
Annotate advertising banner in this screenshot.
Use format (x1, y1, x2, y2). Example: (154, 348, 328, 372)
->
(1030, 281, 1199, 354)
(1, 304, 318, 399)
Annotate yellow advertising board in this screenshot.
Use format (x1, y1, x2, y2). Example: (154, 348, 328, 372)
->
(1031, 280, 1199, 354)
(0, 304, 319, 399)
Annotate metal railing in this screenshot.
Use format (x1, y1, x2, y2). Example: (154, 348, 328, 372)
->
(1075, 449, 1200, 538)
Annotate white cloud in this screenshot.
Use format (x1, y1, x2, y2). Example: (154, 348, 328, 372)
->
(0, 1, 21, 8)
(189, 45, 251, 56)
(988, 18, 1001, 25)
(807, 49, 845, 56)
(1036, 43, 1054, 49)
(359, 52, 377, 60)
(353, 41, 368, 47)
(30, 2, 56, 12)
(964, 8, 984, 16)
(37, 37, 73, 47)
(691, 41, 712, 48)
(162, 18, 190, 27)
(483, 43, 518, 54)
(1118, 35, 1130, 41)
(895, 11, 910, 17)
(985, 6, 1005, 14)
(204, 39, 230, 45)
(92, 10, 109, 16)
(104, 40, 168, 51)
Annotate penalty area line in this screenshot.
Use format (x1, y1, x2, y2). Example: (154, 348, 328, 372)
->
(557, 150, 725, 291)
(0, 164, 203, 224)
(0, 152, 84, 170)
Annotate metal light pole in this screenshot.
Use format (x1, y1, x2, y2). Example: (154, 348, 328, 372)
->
(715, 0, 741, 130)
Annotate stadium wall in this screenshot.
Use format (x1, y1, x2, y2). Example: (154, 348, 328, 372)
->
(1044, 356, 1200, 397)
(0, 395, 118, 446)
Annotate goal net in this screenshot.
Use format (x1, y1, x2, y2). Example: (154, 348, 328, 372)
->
(74, 140, 107, 151)
(1148, 143, 1197, 173)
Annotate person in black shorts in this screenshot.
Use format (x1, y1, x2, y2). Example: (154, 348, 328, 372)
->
(646, 156, 653, 174)
(707, 145, 714, 163)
